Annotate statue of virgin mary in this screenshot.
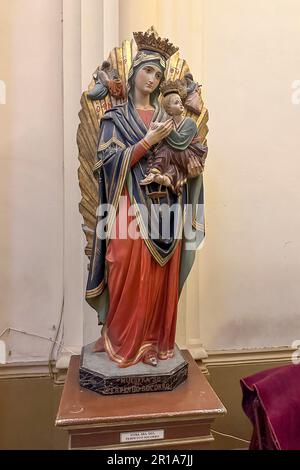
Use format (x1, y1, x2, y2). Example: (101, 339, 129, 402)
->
(83, 29, 207, 369)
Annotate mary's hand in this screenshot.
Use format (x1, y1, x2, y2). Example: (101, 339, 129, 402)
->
(144, 119, 173, 147)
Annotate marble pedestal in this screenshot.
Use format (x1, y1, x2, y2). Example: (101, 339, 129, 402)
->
(79, 342, 188, 395)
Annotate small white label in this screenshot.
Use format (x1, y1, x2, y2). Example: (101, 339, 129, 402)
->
(120, 429, 164, 443)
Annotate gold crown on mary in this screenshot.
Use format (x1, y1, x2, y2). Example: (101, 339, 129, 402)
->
(160, 79, 187, 99)
(133, 27, 178, 60)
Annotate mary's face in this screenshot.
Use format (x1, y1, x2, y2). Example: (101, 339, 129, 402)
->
(134, 64, 163, 95)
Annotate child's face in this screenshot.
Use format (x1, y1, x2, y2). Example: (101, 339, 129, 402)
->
(166, 94, 184, 116)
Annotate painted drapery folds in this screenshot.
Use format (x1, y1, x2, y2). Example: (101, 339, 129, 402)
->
(78, 28, 208, 368)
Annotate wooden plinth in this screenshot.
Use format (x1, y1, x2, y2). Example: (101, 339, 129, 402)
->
(56, 350, 226, 450)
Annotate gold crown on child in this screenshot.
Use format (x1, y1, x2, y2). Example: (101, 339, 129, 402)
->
(160, 79, 187, 99)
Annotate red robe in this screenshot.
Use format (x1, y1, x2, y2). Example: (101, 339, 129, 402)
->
(99, 110, 182, 367)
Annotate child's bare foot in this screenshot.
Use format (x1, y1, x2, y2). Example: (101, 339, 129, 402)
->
(140, 173, 156, 185)
(153, 174, 172, 187)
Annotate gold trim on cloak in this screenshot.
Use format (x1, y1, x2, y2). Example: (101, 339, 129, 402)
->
(98, 136, 126, 152)
(132, 196, 184, 267)
(86, 147, 133, 300)
(86, 280, 105, 299)
(192, 218, 205, 232)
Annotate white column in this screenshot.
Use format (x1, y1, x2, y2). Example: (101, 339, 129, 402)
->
(58, 0, 122, 367)
(81, 0, 103, 91)
(103, 0, 119, 58)
(56, 0, 84, 369)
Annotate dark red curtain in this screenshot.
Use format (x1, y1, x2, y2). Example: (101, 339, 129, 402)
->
(241, 363, 300, 450)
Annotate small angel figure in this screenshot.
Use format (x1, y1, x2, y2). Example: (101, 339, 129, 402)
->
(183, 72, 203, 115)
(140, 79, 207, 194)
(88, 60, 125, 101)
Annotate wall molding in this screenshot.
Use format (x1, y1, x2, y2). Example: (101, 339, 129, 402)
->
(201, 346, 295, 371)
(0, 360, 68, 384)
(2, 346, 295, 381)
(0, 361, 53, 379)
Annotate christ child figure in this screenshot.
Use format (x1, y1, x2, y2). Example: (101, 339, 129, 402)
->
(140, 79, 206, 195)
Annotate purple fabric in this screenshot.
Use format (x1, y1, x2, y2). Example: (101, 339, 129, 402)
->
(241, 363, 300, 450)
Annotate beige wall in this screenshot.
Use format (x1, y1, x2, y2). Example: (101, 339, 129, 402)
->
(0, 377, 68, 449)
(0, 0, 64, 360)
(199, 0, 300, 349)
